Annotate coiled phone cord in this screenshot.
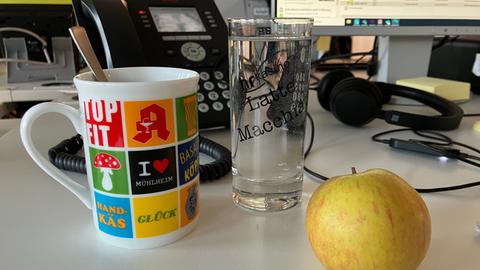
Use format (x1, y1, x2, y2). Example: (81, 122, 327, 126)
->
(48, 134, 232, 183)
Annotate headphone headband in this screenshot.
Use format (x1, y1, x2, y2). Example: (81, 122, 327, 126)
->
(316, 70, 464, 130)
(375, 82, 464, 130)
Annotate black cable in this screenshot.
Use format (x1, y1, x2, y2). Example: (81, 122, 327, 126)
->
(454, 154, 480, 168)
(371, 128, 480, 192)
(366, 37, 378, 78)
(413, 130, 480, 157)
(304, 112, 328, 180)
(48, 134, 86, 173)
(49, 134, 232, 183)
(373, 128, 480, 159)
(304, 164, 329, 181)
(311, 38, 378, 75)
(310, 73, 322, 89)
(311, 50, 373, 71)
(312, 62, 368, 72)
(352, 53, 368, 65)
(384, 128, 480, 157)
(313, 51, 373, 64)
(450, 140, 480, 156)
(304, 120, 480, 192)
(372, 128, 410, 143)
(415, 181, 480, 193)
(371, 128, 453, 146)
(198, 136, 232, 182)
(432, 36, 450, 51)
(464, 113, 480, 117)
(412, 129, 454, 145)
(304, 113, 314, 157)
(432, 35, 460, 51)
(310, 73, 322, 84)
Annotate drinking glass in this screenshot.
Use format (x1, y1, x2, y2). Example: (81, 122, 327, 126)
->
(228, 18, 313, 212)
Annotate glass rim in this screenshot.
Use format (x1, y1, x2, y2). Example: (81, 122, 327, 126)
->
(227, 17, 314, 24)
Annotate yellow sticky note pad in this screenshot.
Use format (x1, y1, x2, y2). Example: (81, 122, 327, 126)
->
(474, 121, 480, 133)
(396, 77, 471, 102)
(316, 36, 332, 51)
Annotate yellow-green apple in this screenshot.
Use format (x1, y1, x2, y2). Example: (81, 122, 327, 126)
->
(306, 168, 431, 270)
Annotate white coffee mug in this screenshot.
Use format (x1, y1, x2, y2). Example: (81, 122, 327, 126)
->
(20, 67, 200, 249)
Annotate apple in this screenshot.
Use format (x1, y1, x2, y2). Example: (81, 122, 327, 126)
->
(306, 168, 431, 270)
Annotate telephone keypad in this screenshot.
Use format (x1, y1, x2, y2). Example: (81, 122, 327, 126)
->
(198, 103, 209, 113)
(212, 102, 224, 111)
(222, 90, 230, 99)
(208, 91, 219, 101)
(197, 93, 205, 102)
(214, 71, 224, 80)
(203, 81, 215, 91)
(196, 70, 230, 116)
(217, 80, 228, 90)
(199, 72, 210, 81)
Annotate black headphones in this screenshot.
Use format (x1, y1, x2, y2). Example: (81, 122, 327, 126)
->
(316, 70, 464, 130)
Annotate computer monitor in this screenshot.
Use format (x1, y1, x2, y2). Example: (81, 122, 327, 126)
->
(272, 0, 480, 83)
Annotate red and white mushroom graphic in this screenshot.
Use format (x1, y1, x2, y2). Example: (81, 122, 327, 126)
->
(93, 153, 121, 191)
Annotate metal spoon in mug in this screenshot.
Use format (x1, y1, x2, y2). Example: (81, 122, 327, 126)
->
(69, 26, 108, 82)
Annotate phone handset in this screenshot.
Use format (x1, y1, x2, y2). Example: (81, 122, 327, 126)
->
(72, 0, 146, 68)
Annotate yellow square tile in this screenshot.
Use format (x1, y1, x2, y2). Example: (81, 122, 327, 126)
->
(133, 191, 179, 238)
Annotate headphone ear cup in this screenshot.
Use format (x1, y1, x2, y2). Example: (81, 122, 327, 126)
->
(329, 77, 383, 126)
(369, 82, 385, 106)
(316, 69, 354, 111)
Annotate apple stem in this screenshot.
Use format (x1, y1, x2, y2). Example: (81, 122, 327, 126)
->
(351, 167, 357, 174)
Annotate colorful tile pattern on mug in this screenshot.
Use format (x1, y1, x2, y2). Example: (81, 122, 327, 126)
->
(85, 93, 199, 239)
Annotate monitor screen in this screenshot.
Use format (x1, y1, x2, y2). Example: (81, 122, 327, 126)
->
(149, 7, 206, 33)
(274, 0, 480, 35)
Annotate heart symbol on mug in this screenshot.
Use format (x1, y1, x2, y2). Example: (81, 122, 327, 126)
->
(153, 159, 169, 174)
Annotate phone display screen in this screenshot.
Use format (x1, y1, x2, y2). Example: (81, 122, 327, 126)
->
(149, 7, 206, 32)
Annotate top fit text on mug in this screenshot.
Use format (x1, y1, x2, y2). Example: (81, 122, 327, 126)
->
(20, 67, 200, 249)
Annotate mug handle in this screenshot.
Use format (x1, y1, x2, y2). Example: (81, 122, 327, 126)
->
(20, 102, 92, 209)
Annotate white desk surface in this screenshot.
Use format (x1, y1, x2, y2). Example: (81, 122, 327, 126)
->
(1, 93, 480, 270)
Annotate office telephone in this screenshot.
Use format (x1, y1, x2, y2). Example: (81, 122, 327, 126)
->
(72, 0, 230, 128)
